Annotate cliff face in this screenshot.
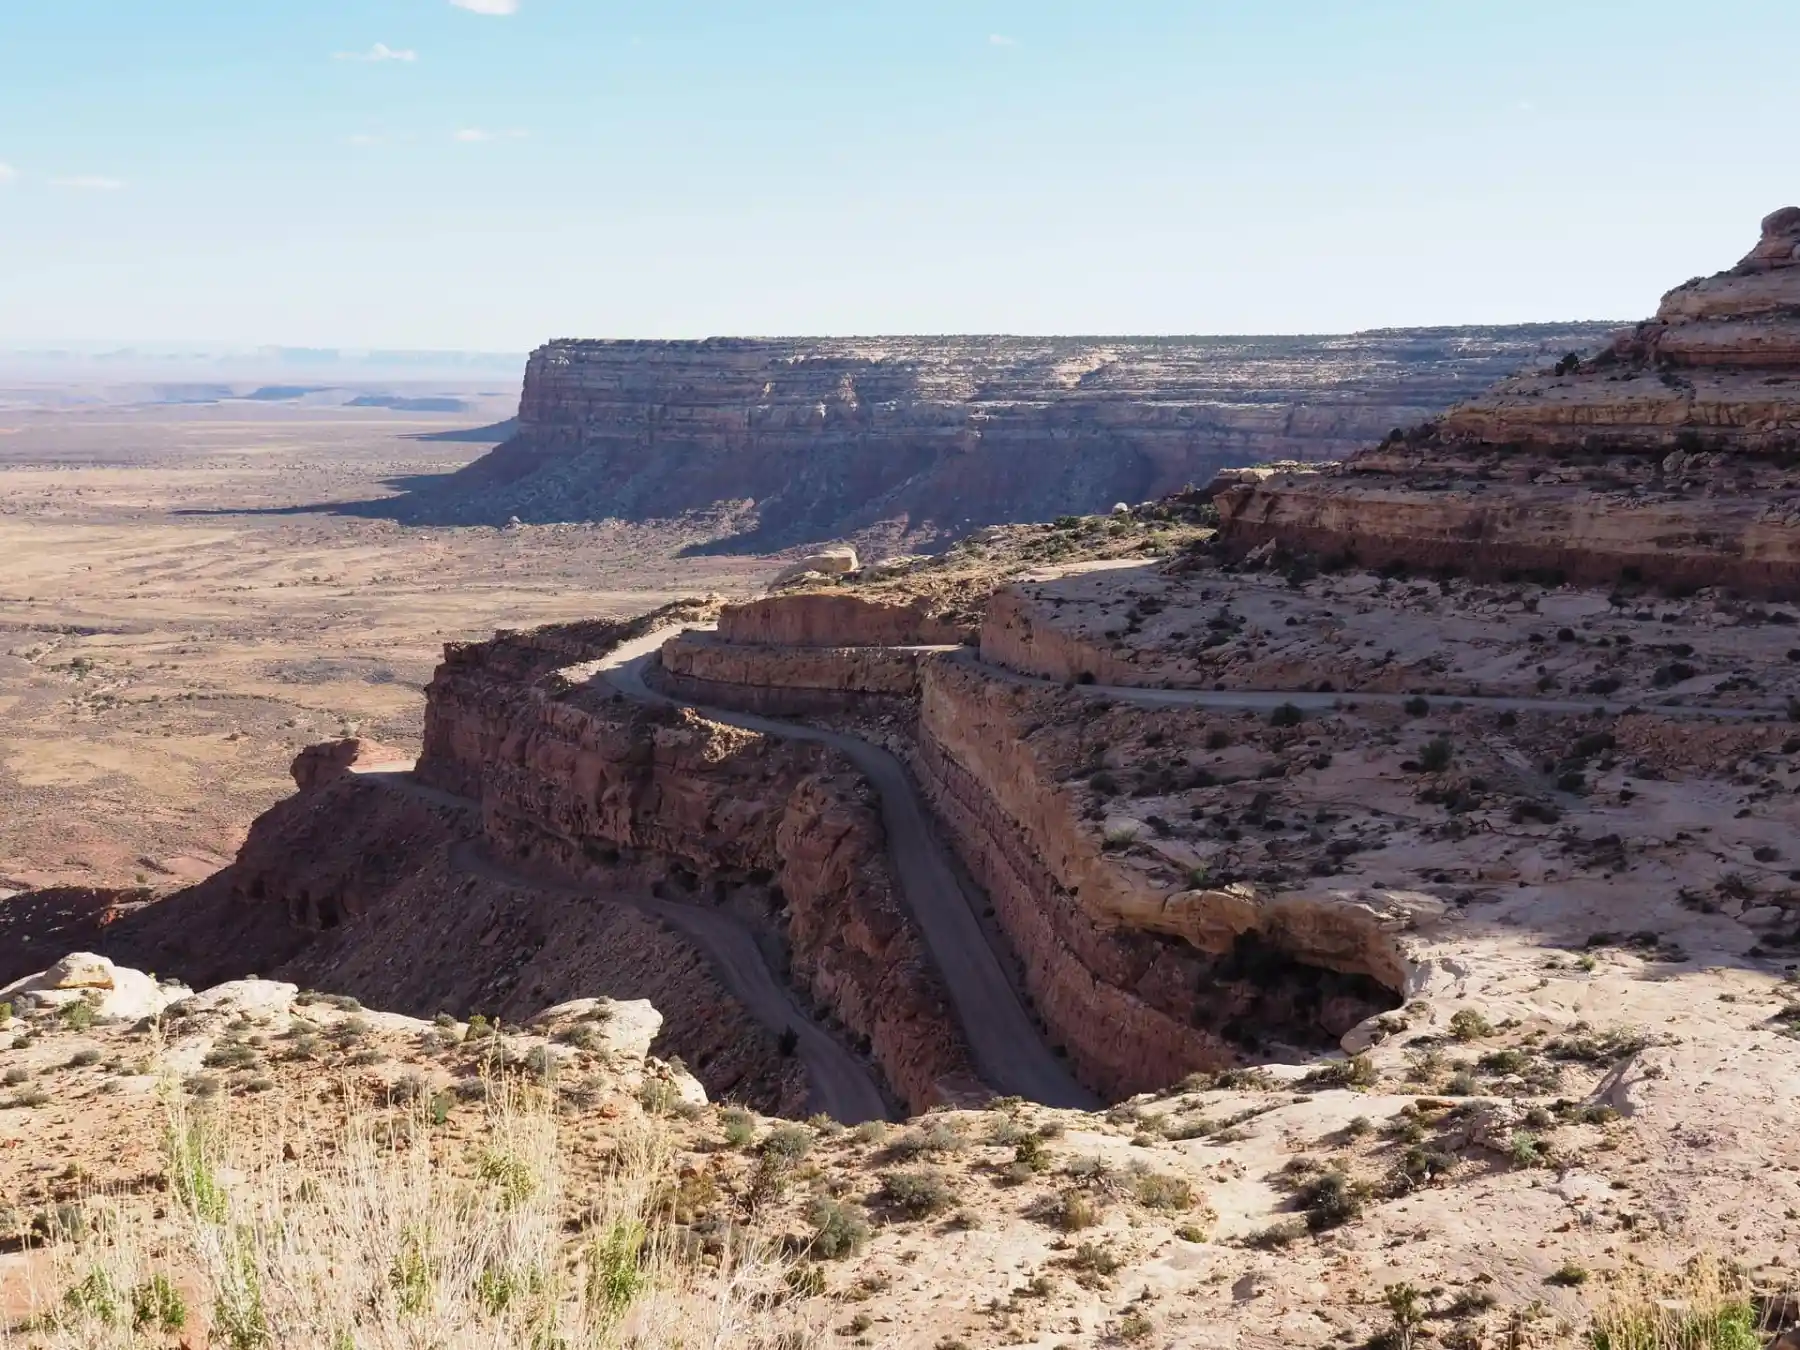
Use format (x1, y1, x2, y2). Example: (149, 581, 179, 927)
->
(1215, 209, 1800, 596)
(416, 619, 977, 1111)
(390, 328, 1613, 547)
(914, 659, 1403, 1097)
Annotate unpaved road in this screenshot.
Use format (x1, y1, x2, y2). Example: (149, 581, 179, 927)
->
(597, 631, 1099, 1111)
(351, 764, 891, 1123)
(947, 647, 1779, 722)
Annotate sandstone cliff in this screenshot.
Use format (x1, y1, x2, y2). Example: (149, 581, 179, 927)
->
(384, 327, 1613, 548)
(415, 616, 977, 1112)
(1215, 208, 1800, 596)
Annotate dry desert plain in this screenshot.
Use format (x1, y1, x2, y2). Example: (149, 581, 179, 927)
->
(0, 392, 769, 893)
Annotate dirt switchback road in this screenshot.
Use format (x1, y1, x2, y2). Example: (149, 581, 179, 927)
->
(350, 764, 891, 1124)
(597, 630, 1099, 1111)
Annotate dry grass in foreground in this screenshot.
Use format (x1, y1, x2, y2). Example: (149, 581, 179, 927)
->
(6, 1078, 815, 1349)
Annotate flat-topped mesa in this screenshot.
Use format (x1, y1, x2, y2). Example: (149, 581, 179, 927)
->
(393, 327, 1615, 545)
(1214, 208, 1800, 596)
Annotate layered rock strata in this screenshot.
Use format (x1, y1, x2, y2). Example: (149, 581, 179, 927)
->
(719, 593, 973, 647)
(657, 632, 926, 718)
(416, 616, 977, 1111)
(386, 326, 1614, 545)
(1215, 209, 1800, 596)
(913, 659, 1406, 1096)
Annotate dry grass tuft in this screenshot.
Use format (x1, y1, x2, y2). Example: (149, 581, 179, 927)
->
(12, 1076, 815, 1348)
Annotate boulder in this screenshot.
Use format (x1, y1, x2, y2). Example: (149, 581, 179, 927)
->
(0, 953, 184, 1023)
(532, 997, 665, 1062)
(771, 547, 859, 587)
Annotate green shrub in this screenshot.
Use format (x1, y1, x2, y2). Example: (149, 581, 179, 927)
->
(881, 1169, 952, 1219)
(806, 1197, 870, 1259)
(890, 1121, 966, 1159)
(760, 1122, 813, 1163)
(1299, 1169, 1365, 1231)
(132, 1273, 188, 1331)
(1418, 737, 1454, 773)
(1117, 1310, 1154, 1342)
(1448, 1009, 1494, 1041)
(1509, 1131, 1547, 1169)
(1013, 1132, 1053, 1174)
(1589, 1302, 1758, 1350)
(721, 1107, 756, 1149)
(1305, 1053, 1378, 1089)
(1131, 1170, 1194, 1212)
(1068, 1241, 1120, 1276)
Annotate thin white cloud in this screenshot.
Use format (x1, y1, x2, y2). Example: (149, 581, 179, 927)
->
(52, 175, 124, 191)
(451, 0, 519, 13)
(0, 163, 17, 185)
(334, 42, 417, 63)
(454, 128, 527, 143)
(988, 33, 1018, 46)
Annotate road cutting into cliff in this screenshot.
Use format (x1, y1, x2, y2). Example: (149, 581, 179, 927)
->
(349, 765, 892, 1125)
(596, 630, 1101, 1111)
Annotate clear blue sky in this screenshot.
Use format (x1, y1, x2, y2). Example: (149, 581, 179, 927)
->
(2, 1, 1795, 347)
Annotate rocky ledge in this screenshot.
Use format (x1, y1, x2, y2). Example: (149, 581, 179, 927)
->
(1214, 208, 1800, 596)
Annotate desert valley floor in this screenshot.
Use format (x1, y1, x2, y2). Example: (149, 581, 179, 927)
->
(0, 400, 769, 893)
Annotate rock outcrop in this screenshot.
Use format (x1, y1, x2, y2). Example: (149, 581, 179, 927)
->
(382, 327, 1614, 546)
(1215, 209, 1800, 596)
(913, 659, 1403, 1097)
(0, 952, 187, 1023)
(289, 736, 409, 791)
(719, 593, 973, 648)
(415, 617, 977, 1112)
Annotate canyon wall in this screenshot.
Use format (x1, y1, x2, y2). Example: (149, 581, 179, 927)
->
(386, 327, 1614, 547)
(416, 620, 978, 1111)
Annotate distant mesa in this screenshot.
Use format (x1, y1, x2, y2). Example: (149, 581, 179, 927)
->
(345, 394, 470, 413)
(245, 385, 332, 401)
(369, 324, 1616, 549)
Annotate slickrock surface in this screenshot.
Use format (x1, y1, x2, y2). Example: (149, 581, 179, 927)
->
(386, 327, 1613, 547)
(1216, 208, 1800, 595)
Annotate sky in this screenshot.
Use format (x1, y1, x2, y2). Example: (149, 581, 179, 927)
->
(2, 1, 1797, 348)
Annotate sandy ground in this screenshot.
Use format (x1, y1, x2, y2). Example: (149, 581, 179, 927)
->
(0, 397, 769, 889)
